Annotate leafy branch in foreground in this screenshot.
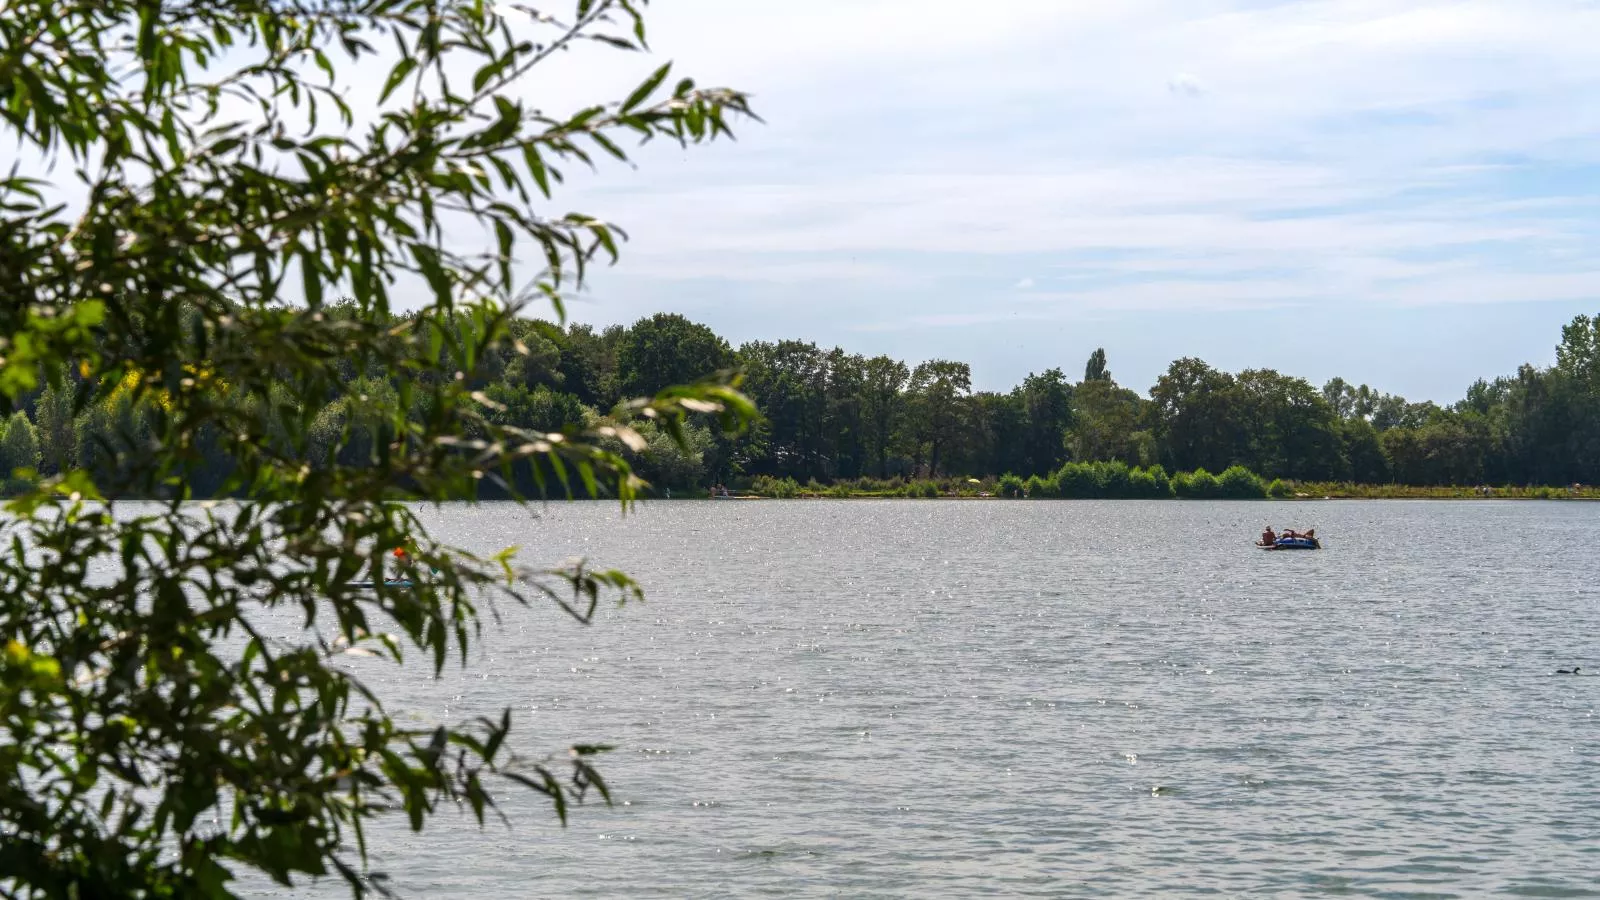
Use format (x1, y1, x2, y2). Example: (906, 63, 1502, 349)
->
(0, 0, 755, 896)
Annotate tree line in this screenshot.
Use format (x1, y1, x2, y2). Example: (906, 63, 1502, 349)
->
(3, 307, 1598, 495)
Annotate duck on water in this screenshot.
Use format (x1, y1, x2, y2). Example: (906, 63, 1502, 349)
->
(1257, 526, 1320, 550)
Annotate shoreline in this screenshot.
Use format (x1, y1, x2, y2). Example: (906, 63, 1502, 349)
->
(685, 490, 1600, 502)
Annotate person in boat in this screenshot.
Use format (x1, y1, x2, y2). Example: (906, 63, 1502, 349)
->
(396, 544, 442, 578)
(1282, 528, 1300, 540)
(1261, 526, 1277, 546)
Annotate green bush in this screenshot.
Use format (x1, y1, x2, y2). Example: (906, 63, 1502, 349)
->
(1267, 478, 1292, 498)
(1128, 466, 1174, 499)
(0, 411, 42, 483)
(1218, 465, 1267, 499)
(1144, 464, 1173, 498)
(751, 475, 800, 498)
(1024, 474, 1053, 498)
(850, 477, 895, 494)
(625, 421, 713, 491)
(1055, 462, 1096, 498)
(1175, 468, 1221, 498)
(998, 473, 1026, 498)
(1093, 460, 1132, 497)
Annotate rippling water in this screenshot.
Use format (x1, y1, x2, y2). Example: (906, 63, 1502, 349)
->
(266, 499, 1598, 898)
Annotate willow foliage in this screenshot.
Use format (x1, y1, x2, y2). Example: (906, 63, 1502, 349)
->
(0, 0, 755, 895)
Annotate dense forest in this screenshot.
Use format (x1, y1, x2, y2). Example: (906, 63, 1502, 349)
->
(2, 307, 1598, 498)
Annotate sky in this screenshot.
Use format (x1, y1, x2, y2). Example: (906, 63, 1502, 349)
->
(515, 0, 1600, 403)
(21, 2, 1600, 402)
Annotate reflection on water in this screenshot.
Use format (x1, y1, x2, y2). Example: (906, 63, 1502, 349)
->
(255, 499, 1598, 898)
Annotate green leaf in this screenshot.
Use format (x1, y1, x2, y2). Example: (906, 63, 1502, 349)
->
(300, 249, 324, 308)
(622, 63, 671, 113)
(520, 145, 552, 198)
(380, 57, 418, 104)
(472, 55, 513, 94)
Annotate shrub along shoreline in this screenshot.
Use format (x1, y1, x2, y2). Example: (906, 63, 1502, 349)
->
(721, 462, 1599, 500)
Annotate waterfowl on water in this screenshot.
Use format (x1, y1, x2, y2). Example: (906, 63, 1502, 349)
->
(1557, 667, 1580, 675)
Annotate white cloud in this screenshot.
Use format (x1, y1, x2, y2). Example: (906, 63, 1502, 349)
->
(25, 0, 1590, 334)
(547, 0, 1600, 323)
(851, 311, 1056, 332)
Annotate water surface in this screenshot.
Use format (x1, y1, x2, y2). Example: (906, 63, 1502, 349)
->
(281, 500, 1599, 898)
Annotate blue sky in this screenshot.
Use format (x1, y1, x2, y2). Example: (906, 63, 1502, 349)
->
(523, 0, 1600, 402)
(22, 1, 1600, 403)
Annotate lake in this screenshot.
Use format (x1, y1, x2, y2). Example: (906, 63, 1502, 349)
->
(276, 499, 1599, 898)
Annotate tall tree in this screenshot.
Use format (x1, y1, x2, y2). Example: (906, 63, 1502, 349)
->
(1149, 358, 1243, 472)
(1015, 368, 1073, 475)
(1556, 313, 1600, 387)
(617, 313, 734, 397)
(32, 378, 75, 476)
(1234, 369, 1341, 480)
(1371, 394, 1437, 432)
(1499, 364, 1570, 484)
(970, 390, 1028, 477)
(824, 349, 869, 480)
(906, 360, 972, 477)
(500, 320, 565, 390)
(861, 356, 909, 477)
(1322, 377, 1355, 419)
(1084, 348, 1112, 383)
(1458, 378, 1509, 417)
(558, 323, 625, 411)
(1554, 313, 1600, 479)
(1336, 417, 1388, 483)
(738, 340, 829, 480)
(1070, 378, 1150, 467)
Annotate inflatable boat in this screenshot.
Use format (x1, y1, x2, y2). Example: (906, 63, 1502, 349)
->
(1257, 536, 1320, 551)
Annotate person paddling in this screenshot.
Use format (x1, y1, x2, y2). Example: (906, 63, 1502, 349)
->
(391, 546, 411, 582)
(393, 544, 441, 579)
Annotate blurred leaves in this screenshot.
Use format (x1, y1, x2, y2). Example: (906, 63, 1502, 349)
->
(0, 0, 755, 896)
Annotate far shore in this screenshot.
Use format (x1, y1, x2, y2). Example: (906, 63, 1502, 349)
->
(683, 487, 1599, 502)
